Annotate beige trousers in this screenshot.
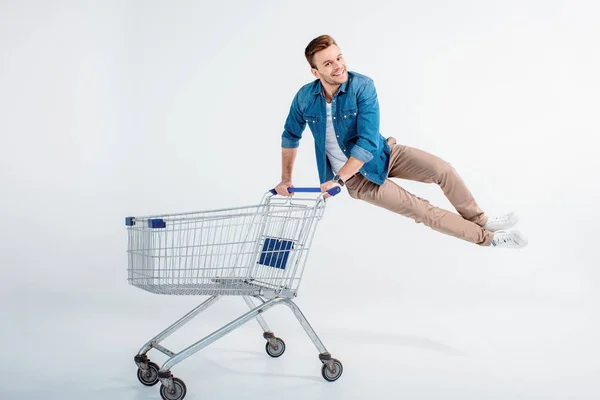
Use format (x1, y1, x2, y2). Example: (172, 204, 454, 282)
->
(345, 138, 494, 246)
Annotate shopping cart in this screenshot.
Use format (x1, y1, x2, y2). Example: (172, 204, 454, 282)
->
(126, 187, 343, 400)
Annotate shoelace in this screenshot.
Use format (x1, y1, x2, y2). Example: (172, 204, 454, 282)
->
(488, 214, 510, 224)
(492, 232, 518, 246)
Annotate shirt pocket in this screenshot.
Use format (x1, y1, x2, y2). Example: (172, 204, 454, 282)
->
(303, 114, 320, 137)
(340, 107, 358, 130)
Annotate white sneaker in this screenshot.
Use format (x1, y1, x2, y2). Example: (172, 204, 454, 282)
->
(483, 212, 519, 232)
(490, 230, 528, 249)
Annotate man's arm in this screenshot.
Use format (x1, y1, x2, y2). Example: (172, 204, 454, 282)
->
(281, 147, 297, 181)
(281, 92, 305, 149)
(320, 156, 364, 198)
(336, 156, 364, 182)
(275, 147, 297, 196)
(276, 93, 305, 196)
(351, 79, 380, 164)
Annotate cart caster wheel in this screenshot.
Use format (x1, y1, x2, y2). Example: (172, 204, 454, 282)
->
(159, 377, 187, 400)
(265, 337, 286, 358)
(321, 359, 343, 382)
(137, 361, 160, 386)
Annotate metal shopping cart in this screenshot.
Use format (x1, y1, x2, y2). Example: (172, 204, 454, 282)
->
(126, 187, 343, 400)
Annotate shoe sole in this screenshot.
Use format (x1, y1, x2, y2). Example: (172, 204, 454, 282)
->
(512, 229, 528, 247)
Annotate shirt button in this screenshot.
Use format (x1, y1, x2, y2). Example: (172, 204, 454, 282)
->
(333, 117, 336, 120)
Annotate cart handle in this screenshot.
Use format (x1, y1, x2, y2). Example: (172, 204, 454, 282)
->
(269, 187, 341, 197)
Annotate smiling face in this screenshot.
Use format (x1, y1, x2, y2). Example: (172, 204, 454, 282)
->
(310, 44, 348, 90)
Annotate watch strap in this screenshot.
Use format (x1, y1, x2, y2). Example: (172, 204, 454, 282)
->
(333, 174, 345, 187)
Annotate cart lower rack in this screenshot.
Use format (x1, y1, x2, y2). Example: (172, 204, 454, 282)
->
(126, 188, 343, 400)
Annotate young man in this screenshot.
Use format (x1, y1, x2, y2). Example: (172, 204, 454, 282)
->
(274, 34, 528, 248)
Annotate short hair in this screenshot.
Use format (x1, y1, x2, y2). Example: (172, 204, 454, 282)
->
(305, 34, 338, 69)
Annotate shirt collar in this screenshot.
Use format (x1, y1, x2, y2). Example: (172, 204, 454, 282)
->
(313, 78, 348, 97)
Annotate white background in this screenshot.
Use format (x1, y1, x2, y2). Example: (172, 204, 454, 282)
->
(1, 0, 599, 399)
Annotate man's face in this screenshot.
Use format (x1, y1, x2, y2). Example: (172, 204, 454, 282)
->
(310, 45, 348, 87)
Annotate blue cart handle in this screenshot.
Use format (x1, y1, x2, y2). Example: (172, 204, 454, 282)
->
(269, 186, 341, 197)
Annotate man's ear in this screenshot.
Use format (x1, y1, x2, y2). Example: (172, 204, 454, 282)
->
(310, 67, 319, 79)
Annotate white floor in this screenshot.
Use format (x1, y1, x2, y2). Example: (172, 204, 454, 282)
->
(2, 284, 598, 400)
(3, 183, 598, 400)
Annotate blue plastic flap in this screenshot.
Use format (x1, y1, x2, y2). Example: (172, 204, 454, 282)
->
(125, 217, 135, 226)
(258, 237, 295, 270)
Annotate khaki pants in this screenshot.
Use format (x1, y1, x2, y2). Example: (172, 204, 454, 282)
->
(345, 138, 494, 246)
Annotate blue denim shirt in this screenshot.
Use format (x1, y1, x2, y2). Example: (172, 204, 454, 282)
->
(281, 71, 390, 185)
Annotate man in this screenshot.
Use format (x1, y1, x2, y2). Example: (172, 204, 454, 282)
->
(274, 34, 528, 249)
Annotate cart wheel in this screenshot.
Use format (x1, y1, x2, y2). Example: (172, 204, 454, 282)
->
(321, 359, 343, 382)
(137, 361, 160, 386)
(265, 337, 286, 358)
(159, 377, 187, 400)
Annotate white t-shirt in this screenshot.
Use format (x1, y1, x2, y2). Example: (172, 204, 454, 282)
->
(325, 102, 348, 174)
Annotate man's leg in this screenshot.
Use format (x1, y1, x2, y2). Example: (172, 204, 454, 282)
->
(345, 174, 494, 246)
(385, 137, 488, 227)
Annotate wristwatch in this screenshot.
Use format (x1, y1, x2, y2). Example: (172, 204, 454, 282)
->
(332, 174, 345, 187)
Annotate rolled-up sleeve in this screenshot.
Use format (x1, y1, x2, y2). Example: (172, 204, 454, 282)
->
(350, 79, 380, 163)
(281, 93, 305, 148)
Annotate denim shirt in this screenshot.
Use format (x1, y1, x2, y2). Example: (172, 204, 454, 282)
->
(281, 71, 390, 185)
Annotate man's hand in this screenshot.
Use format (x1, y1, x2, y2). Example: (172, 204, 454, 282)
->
(275, 180, 294, 196)
(320, 180, 341, 199)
